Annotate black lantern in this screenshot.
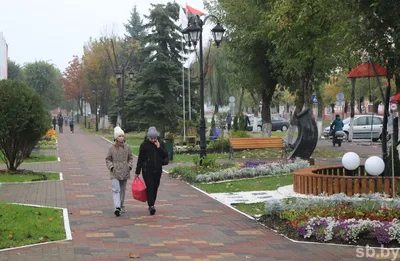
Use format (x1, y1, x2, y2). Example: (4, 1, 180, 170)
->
(129, 70, 134, 80)
(181, 27, 190, 43)
(186, 23, 201, 46)
(211, 23, 225, 47)
(115, 67, 122, 81)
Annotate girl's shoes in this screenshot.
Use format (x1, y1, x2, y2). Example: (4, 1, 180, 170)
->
(114, 207, 121, 217)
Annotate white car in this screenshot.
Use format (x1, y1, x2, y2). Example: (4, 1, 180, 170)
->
(323, 115, 387, 142)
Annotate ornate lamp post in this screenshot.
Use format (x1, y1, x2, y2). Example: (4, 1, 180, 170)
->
(181, 15, 225, 160)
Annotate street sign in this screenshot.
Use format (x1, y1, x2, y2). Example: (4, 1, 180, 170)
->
(311, 94, 318, 104)
(336, 93, 344, 102)
(229, 96, 235, 103)
(390, 103, 397, 111)
(336, 100, 343, 107)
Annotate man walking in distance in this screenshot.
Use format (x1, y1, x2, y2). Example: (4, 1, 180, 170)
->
(135, 126, 168, 215)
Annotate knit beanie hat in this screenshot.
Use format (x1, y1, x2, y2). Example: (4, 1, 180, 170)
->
(114, 126, 125, 139)
(147, 126, 158, 139)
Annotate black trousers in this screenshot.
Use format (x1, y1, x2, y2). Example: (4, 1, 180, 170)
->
(143, 171, 162, 207)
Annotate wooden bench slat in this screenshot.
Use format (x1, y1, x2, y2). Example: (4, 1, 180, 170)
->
(229, 137, 285, 159)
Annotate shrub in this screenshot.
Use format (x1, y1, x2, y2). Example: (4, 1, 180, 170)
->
(239, 114, 245, 130)
(192, 154, 217, 168)
(210, 114, 216, 136)
(208, 138, 230, 151)
(233, 115, 239, 131)
(229, 130, 249, 138)
(0, 80, 50, 170)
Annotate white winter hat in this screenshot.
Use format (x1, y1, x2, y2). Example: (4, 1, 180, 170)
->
(114, 126, 125, 139)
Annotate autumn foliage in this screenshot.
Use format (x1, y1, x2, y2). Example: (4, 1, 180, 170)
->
(63, 56, 84, 101)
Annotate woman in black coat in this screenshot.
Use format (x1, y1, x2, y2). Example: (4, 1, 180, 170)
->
(135, 126, 168, 215)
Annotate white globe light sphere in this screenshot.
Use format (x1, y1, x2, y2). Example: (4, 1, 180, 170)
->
(365, 156, 385, 176)
(342, 152, 360, 170)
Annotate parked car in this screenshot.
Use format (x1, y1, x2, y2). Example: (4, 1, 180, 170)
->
(248, 116, 290, 132)
(323, 115, 387, 142)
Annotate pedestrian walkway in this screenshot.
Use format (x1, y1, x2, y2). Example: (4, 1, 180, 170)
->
(0, 126, 378, 260)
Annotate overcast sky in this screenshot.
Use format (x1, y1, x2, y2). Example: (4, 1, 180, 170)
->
(0, 0, 206, 72)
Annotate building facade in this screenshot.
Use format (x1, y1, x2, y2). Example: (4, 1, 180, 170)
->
(0, 32, 8, 80)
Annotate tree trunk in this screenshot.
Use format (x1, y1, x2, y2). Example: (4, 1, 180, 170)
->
(238, 86, 245, 116)
(349, 78, 356, 142)
(396, 73, 400, 94)
(251, 94, 260, 132)
(316, 88, 324, 139)
(261, 82, 276, 137)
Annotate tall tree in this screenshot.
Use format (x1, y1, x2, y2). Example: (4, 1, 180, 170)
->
(126, 2, 186, 134)
(7, 59, 22, 80)
(206, 0, 279, 136)
(266, 0, 355, 140)
(22, 61, 63, 110)
(124, 5, 147, 40)
(63, 56, 85, 117)
(83, 38, 115, 120)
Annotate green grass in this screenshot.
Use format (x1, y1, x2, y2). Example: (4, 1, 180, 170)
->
(195, 174, 293, 193)
(23, 154, 58, 163)
(233, 202, 266, 216)
(0, 203, 65, 249)
(271, 131, 297, 137)
(39, 146, 57, 150)
(0, 172, 60, 183)
(0, 153, 58, 164)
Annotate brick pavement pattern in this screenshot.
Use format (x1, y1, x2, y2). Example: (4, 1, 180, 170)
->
(0, 127, 379, 260)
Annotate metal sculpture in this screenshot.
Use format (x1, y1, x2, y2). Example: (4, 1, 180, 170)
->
(287, 108, 318, 159)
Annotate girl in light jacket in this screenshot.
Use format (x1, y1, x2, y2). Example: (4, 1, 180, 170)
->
(106, 126, 133, 216)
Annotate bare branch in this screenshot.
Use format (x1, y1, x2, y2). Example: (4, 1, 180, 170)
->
(110, 39, 119, 68)
(101, 38, 117, 74)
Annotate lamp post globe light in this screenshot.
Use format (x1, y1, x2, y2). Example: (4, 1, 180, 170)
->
(181, 14, 225, 160)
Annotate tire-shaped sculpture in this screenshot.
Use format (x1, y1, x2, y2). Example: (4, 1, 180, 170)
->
(287, 108, 318, 159)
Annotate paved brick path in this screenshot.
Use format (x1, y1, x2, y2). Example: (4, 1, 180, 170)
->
(0, 127, 379, 260)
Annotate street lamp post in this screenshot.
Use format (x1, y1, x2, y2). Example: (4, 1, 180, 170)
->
(84, 95, 87, 128)
(115, 67, 134, 130)
(181, 14, 225, 160)
(92, 87, 99, 132)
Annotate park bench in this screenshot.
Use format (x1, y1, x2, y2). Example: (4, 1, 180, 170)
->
(229, 137, 286, 159)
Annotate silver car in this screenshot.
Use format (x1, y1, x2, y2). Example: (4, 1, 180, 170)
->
(323, 115, 386, 142)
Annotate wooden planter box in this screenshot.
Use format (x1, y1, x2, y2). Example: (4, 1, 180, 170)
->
(292, 166, 400, 197)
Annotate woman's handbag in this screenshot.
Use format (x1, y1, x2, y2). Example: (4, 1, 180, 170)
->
(132, 177, 147, 202)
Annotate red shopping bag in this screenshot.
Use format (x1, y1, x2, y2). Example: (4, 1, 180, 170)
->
(132, 177, 147, 202)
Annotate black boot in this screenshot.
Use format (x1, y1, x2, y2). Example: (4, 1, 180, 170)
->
(114, 207, 121, 217)
(149, 206, 156, 215)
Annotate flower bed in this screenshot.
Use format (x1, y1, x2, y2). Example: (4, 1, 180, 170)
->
(260, 193, 400, 247)
(169, 158, 309, 183)
(195, 158, 309, 183)
(38, 129, 57, 147)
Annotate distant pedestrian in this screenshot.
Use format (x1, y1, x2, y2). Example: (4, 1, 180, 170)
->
(226, 113, 232, 130)
(64, 116, 68, 126)
(57, 114, 63, 133)
(105, 126, 133, 217)
(69, 117, 75, 133)
(135, 126, 168, 215)
(52, 116, 57, 130)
